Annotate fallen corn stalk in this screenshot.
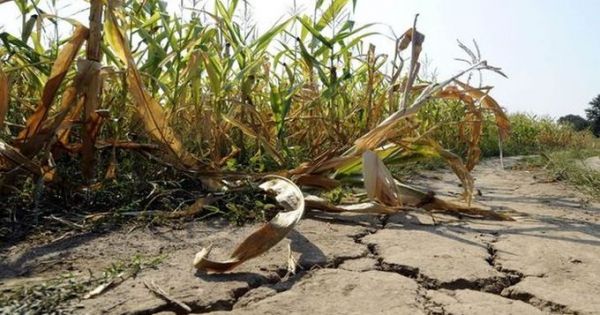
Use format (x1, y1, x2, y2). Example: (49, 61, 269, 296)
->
(194, 151, 511, 274)
(306, 151, 513, 221)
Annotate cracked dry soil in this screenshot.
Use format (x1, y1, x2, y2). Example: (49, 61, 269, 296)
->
(1, 157, 599, 315)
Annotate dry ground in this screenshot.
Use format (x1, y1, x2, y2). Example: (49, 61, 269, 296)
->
(1, 157, 599, 314)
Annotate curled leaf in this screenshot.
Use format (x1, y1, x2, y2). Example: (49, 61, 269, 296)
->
(193, 176, 305, 272)
(398, 27, 425, 52)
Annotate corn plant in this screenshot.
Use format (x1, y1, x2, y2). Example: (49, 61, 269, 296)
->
(0, 0, 553, 231)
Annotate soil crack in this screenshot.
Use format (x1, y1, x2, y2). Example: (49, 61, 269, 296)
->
(483, 237, 577, 314)
(191, 227, 379, 313)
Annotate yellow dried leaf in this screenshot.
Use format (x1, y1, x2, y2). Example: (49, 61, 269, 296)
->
(358, 149, 510, 220)
(17, 25, 88, 146)
(426, 140, 475, 205)
(430, 85, 485, 171)
(455, 80, 510, 140)
(57, 89, 85, 145)
(362, 150, 401, 206)
(105, 8, 197, 168)
(354, 104, 422, 152)
(193, 176, 305, 272)
(19, 85, 80, 156)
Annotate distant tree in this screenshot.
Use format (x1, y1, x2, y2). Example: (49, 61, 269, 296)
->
(586, 94, 600, 136)
(557, 114, 590, 131)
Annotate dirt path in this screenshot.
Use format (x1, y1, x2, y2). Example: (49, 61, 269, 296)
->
(1, 157, 599, 314)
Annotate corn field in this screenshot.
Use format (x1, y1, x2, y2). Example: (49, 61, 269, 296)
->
(0, 0, 517, 241)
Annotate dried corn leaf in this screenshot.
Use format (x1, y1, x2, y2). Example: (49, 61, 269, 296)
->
(360, 150, 511, 220)
(0, 141, 42, 176)
(305, 195, 396, 214)
(17, 25, 88, 143)
(355, 60, 495, 152)
(434, 83, 506, 171)
(424, 85, 485, 171)
(353, 102, 422, 151)
(105, 9, 197, 168)
(398, 27, 425, 51)
(306, 186, 510, 220)
(294, 174, 339, 190)
(398, 26, 425, 111)
(57, 93, 85, 145)
(464, 110, 483, 171)
(20, 53, 98, 154)
(19, 85, 79, 155)
(398, 27, 425, 58)
(0, 64, 8, 129)
(426, 140, 475, 204)
(362, 150, 401, 206)
(420, 197, 513, 221)
(398, 140, 475, 203)
(454, 80, 510, 140)
(395, 181, 511, 221)
(194, 176, 305, 272)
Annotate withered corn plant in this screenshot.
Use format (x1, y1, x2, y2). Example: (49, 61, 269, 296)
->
(1, 0, 514, 243)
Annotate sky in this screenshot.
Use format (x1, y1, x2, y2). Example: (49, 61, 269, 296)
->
(1, 0, 599, 118)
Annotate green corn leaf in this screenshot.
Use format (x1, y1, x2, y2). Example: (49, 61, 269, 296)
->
(250, 19, 291, 54)
(297, 16, 332, 49)
(316, 0, 349, 31)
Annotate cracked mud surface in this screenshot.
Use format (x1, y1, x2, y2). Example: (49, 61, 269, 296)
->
(1, 157, 599, 314)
